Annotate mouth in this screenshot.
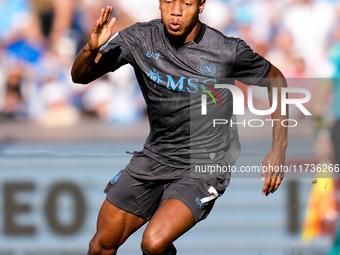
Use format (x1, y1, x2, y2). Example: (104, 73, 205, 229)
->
(170, 22, 181, 31)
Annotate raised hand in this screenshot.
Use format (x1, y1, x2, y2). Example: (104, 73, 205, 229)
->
(88, 6, 116, 52)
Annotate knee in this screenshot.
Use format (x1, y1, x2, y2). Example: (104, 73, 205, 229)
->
(141, 231, 169, 255)
(89, 236, 118, 255)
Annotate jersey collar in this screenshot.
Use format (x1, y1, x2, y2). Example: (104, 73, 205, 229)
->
(194, 23, 206, 44)
(163, 21, 207, 50)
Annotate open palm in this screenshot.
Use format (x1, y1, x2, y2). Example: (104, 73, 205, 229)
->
(88, 6, 116, 51)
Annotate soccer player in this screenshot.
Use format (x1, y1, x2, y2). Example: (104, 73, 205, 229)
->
(71, 1, 287, 254)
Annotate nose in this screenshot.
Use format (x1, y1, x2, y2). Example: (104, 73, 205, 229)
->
(171, 1, 182, 16)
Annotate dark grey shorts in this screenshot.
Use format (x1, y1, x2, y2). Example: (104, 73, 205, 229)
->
(104, 169, 220, 223)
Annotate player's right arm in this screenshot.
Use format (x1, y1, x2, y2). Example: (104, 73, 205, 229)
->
(71, 6, 116, 84)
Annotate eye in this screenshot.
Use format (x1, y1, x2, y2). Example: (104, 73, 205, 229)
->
(184, 3, 192, 6)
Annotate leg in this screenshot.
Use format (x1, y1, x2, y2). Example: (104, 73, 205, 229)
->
(92, 167, 166, 255)
(141, 198, 195, 255)
(89, 199, 147, 255)
(141, 177, 221, 255)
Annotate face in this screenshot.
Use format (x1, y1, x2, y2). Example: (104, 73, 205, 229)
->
(159, 0, 205, 43)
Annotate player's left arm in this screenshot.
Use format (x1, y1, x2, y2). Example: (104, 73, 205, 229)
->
(260, 64, 288, 196)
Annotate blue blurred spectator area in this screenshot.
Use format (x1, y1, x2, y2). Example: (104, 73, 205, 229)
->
(0, 0, 339, 126)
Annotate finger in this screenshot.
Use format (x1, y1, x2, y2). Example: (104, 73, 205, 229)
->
(102, 6, 111, 24)
(271, 169, 285, 193)
(266, 178, 277, 196)
(261, 164, 268, 181)
(263, 177, 274, 196)
(108, 17, 117, 31)
(92, 19, 100, 34)
(273, 178, 282, 193)
(262, 178, 271, 195)
(98, 8, 105, 25)
(270, 170, 281, 193)
(107, 6, 113, 23)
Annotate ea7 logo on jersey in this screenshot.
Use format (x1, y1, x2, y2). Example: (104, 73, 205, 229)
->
(146, 51, 160, 59)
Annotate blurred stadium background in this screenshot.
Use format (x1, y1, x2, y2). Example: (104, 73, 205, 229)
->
(1, 0, 340, 254)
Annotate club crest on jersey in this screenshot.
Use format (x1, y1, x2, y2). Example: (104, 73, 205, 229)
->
(200, 62, 216, 76)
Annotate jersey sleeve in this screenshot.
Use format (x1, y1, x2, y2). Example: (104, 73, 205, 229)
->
(98, 24, 137, 71)
(230, 39, 271, 86)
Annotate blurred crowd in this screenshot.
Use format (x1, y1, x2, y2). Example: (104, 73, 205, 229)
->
(0, 0, 339, 126)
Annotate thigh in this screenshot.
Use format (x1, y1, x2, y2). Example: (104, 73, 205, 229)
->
(142, 178, 220, 249)
(93, 169, 166, 251)
(104, 169, 165, 220)
(92, 199, 147, 250)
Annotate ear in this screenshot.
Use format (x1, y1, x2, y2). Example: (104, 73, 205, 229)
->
(199, 0, 206, 14)
(159, 0, 161, 10)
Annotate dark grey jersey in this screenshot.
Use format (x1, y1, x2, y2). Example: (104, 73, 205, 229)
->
(99, 19, 271, 189)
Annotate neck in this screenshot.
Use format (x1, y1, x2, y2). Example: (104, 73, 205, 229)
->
(166, 21, 202, 47)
